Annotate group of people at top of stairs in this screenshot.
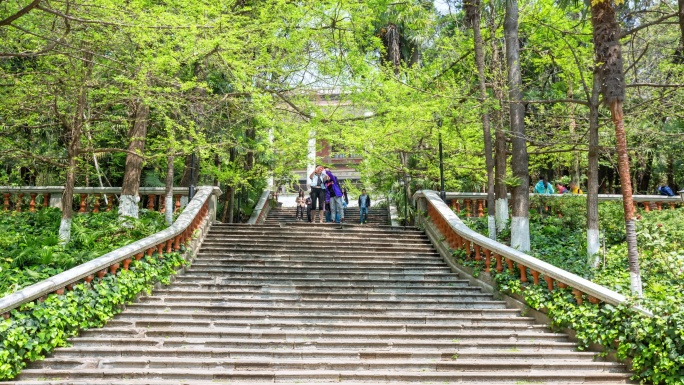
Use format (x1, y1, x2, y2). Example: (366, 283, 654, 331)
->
(534, 175, 676, 196)
(294, 165, 372, 224)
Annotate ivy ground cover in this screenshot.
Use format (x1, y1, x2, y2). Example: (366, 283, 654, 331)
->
(462, 197, 684, 384)
(0, 208, 183, 380)
(0, 208, 167, 297)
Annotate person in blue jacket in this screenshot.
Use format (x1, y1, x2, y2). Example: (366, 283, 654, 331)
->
(658, 184, 675, 196)
(534, 176, 555, 194)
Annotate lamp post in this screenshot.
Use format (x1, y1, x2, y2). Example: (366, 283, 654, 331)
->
(435, 115, 446, 201)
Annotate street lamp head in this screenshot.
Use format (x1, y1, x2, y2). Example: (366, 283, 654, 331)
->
(433, 112, 443, 128)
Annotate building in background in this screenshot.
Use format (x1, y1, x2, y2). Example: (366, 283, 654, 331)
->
(288, 89, 363, 192)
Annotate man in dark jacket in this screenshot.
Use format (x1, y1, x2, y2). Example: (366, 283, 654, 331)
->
(358, 189, 370, 224)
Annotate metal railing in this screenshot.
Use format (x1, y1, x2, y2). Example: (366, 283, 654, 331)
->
(414, 190, 637, 309)
(0, 186, 221, 317)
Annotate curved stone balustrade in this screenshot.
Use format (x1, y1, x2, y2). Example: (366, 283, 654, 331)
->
(0, 186, 198, 213)
(444, 192, 682, 216)
(248, 190, 273, 225)
(0, 186, 221, 318)
(414, 190, 649, 314)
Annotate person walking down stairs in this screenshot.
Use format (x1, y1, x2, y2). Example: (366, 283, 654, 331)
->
(358, 189, 371, 224)
(295, 191, 306, 221)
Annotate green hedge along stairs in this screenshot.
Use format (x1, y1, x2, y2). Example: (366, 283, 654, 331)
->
(3, 209, 633, 384)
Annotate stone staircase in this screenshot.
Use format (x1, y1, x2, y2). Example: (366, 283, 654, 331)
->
(6, 222, 632, 384)
(265, 206, 389, 226)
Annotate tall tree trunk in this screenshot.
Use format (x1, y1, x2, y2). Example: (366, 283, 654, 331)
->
(466, 0, 496, 239)
(165, 154, 174, 226)
(59, 145, 78, 243)
(676, 0, 684, 63)
(59, 55, 92, 243)
(222, 148, 237, 223)
(180, 154, 198, 187)
(213, 153, 220, 186)
(505, 0, 530, 251)
(667, 155, 676, 191)
(591, 0, 642, 296)
(587, 69, 601, 264)
(385, 23, 401, 76)
(120, 102, 149, 219)
(488, 1, 509, 232)
(221, 185, 235, 223)
(568, 84, 581, 185)
(637, 150, 654, 193)
(245, 127, 256, 171)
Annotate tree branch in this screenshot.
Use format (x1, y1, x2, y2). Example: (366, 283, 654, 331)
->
(0, 0, 41, 26)
(620, 12, 678, 38)
(525, 98, 590, 106)
(626, 83, 684, 88)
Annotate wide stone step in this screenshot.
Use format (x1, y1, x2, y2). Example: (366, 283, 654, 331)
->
(190, 259, 446, 268)
(267, 214, 388, 219)
(178, 270, 459, 279)
(210, 224, 419, 232)
(125, 302, 513, 314)
(265, 215, 388, 220)
(172, 276, 472, 287)
(102, 319, 545, 333)
(199, 247, 437, 255)
(153, 288, 489, 299)
(208, 230, 423, 239)
(201, 239, 433, 248)
(210, 225, 415, 233)
(195, 252, 442, 260)
(63, 336, 573, 349)
(199, 245, 436, 254)
(81, 327, 563, 342)
(263, 219, 390, 226)
(202, 236, 431, 244)
(50, 346, 600, 361)
(31, 357, 624, 373)
(267, 217, 388, 222)
(163, 283, 478, 293)
(114, 311, 533, 324)
(12, 369, 633, 384)
(196, 249, 442, 258)
(184, 266, 452, 274)
(133, 297, 509, 309)
(137, 296, 499, 307)
(192, 255, 444, 264)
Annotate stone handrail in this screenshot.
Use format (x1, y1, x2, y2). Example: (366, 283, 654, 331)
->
(444, 192, 682, 218)
(0, 186, 197, 213)
(414, 190, 632, 308)
(248, 190, 272, 225)
(0, 186, 221, 317)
